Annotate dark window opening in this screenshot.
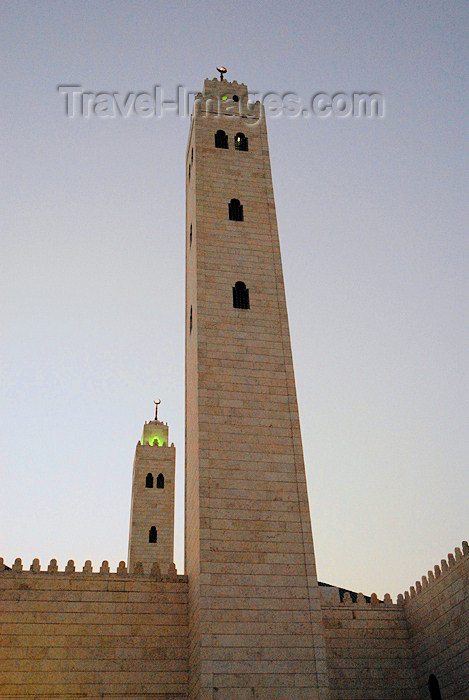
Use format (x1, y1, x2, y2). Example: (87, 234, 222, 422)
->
(145, 473, 154, 488)
(189, 224, 192, 246)
(428, 675, 442, 700)
(233, 281, 250, 309)
(235, 132, 248, 151)
(190, 306, 193, 333)
(188, 163, 191, 179)
(157, 473, 165, 489)
(232, 94, 239, 102)
(191, 148, 193, 163)
(229, 198, 244, 221)
(149, 526, 157, 543)
(215, 130, 228, 149)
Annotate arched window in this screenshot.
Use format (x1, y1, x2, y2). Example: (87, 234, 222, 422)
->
(234, 132, 248, 151)
(191, 148, 193, 163)
(189, 224, 192, 246)
(428, 675, 442, 700)
(190, 306, 193, 333)
(233, 281, 250, 309)
(145, 473, 154, 488)
(188, 163, 191, 180)
(229, 198, 244, 221)
(149, 526, 157, 543)
(157, 473, 165, 489)
(215, 130, 228, 149)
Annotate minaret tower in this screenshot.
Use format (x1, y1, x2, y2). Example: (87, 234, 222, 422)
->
(185, 74, 329, 698)
(128, 402, 175, 572)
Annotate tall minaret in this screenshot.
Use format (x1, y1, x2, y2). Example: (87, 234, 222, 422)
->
(185, 75, 330, 699)
(128, 404, 175, 573)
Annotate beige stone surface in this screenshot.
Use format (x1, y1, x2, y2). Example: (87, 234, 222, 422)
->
(2, 74, 468, 700)
(401, 543, 469, 699)
(0, 563, 188, 698)
(185, 76, 329, 700)
(128, 419, 176, 572)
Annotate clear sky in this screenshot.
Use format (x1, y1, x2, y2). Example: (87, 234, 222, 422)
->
(1, 0, 468, 598)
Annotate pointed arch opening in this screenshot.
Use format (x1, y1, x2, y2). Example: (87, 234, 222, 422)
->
(156, 473, 165, 489)
(149, 526, 157, 543)
(145, 473, 154, 488)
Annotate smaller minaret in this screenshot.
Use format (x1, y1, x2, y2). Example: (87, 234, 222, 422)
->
(128, 401, 175, 573)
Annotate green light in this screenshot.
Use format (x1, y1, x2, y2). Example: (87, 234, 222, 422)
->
(149, 436, 160, 446)
(222, 95, 228, 101)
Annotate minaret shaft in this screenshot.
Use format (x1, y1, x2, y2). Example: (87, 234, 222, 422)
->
(185, 77, 329, 699)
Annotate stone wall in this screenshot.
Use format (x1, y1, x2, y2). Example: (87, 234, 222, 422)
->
(0, 558, 188, 699)
(320, 587, 418, 699)
(400, 541, 469, 699)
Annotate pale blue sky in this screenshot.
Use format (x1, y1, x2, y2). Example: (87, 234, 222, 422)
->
(1, 0, 468, 597)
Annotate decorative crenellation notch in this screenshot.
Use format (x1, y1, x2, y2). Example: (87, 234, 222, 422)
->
(12, 558, 23, 572)
(116, 561, 127, 576)
(167, 562, 178, 580)
(100, 560, 110, 574)
(30, 558, 41, 572)
(133, 561, 144, 575)
(400, 541, 468, 602)
(48, 559, 58, 573)
(150, 562, 162, 579)
(0, 557, 5, 572)
(65, 560, 75, 573)
(83, 560, 93, 573)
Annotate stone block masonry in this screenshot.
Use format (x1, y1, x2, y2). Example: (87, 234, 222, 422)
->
(399, 541, 469, 699)
(320, 587, 418, 699)
(0, 558, 188, 699)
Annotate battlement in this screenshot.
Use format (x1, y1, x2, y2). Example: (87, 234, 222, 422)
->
(320, 585, 395, 607)
(203, 77, 248, 99)
(398, 540, 468, 603)
(137, 439, 174, 447)
(0, 557, 187, 582)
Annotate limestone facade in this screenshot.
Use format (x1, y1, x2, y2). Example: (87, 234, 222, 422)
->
(1, 75, 468, 700)
(128, 419, 176, 572)
(0, 557, 188, 698)
(185, 77, 328, 699)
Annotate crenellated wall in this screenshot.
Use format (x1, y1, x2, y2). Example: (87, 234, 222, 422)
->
(320, 587, 419, 700)
(399, 541, 469, 700)
(1, 545, 467, 700)
(0, 557, 189, 699)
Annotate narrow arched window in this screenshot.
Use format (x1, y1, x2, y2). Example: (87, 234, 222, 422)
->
(145, 473, 153, 488)
(157, 473, 165, 489)
(190, 306, 193, 333)
(188, 163, 191, 180)
(191, 148, 193, 163)
(234, 132, 248, 151)
(229, 198, 243, 221)
(215, 130, 228, 149)
(428, 675, 442, 700)
(189, 224, 192, 246)
(149, 526, 157, 543)
(233, 281, 250, 309)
